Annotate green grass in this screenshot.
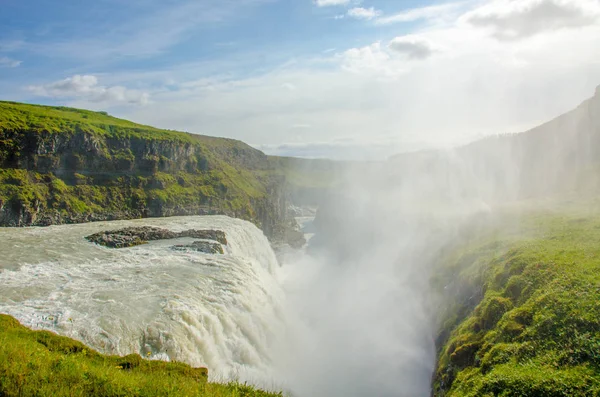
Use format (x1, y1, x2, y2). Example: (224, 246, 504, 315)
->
(0, 101, 289, 229)
(0, 168, 264, 224)
(0, 315, 282, 397)
(433, 200, 600, 396)
(0, 101, 345, 235)
(0, 101, 194, 143)
(0, 101, 348, 227)
(0, 100, 277, 166)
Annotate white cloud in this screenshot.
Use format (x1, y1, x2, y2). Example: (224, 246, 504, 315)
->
(388, 37, 437, 60)
(0, 56, 22, 68)
(27, 75, 149, 105)
(347, 7, 382, 20)
(463, 0, 600, 40)
(340, 42, 400, 77)
(340, 37, 436, 77)
(376, 2, 466, 25)
(315, 0, 350, 6)
(103, 0, 600, 160)
(4, 0, 600, 162)
(129, 24, 599, 158)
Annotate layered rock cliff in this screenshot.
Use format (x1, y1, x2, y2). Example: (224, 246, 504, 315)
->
(0, 101, 292, 242)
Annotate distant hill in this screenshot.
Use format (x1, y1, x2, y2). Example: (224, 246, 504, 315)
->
(389, 85, 600, 201)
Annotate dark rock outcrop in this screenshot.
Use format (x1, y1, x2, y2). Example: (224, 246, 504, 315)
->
(85, 227, 227, 248)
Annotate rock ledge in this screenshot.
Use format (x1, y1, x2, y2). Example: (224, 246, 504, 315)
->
(86, 226, 227, 248)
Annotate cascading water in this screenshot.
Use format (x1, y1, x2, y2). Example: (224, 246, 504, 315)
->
(0, 197, 484, 397)
(0, 215, 285, 384)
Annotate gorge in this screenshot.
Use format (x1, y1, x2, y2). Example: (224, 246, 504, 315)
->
(1, 85, 600, 397)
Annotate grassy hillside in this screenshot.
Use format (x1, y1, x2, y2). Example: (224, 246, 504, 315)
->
(0, 101, 290, 238)
(0, 101, 195, 142)
(0, 100, 347, 237)
(0, 314, 281, 397)
(433, 199, 600, 396)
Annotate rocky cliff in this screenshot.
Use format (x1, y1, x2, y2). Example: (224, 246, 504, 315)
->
(0, 101, 292, 242)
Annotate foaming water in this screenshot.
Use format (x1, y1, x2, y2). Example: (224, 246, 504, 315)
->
(0, 216, 284, 383)
(275, 215, 442, 397)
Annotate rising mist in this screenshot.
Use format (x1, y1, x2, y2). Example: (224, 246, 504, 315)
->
(273, 85, 600, 397)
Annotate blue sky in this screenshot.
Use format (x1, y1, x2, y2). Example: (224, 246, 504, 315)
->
(1, 0, 440, 90)
(2, 0, 600, 159)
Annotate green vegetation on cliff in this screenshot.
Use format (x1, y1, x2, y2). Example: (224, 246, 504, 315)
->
(0, 101, 288, 237)
(0, 314, 281, 397)
(0, 101, 195, 142)
(433, 200, 600, 396)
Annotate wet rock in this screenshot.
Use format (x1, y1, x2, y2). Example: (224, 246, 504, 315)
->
(171, 240, 224, 254)
(179, 229, 227, 245)
(86, 227, 227, 248)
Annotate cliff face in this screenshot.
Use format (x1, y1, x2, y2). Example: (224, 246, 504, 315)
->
(1, 129, 203, 174)
(0, 101, 289, 241)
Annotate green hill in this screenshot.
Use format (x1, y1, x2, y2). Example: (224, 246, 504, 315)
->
(390, 85, 600, 202)
(0, 101, 290, 239)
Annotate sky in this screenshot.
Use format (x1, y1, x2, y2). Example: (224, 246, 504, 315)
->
(1, 0, 600, 160)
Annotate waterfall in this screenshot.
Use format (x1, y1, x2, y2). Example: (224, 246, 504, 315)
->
(0, 215, 285, 384)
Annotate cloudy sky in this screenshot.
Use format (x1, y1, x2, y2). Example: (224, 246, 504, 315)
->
(1, 0, 600, 159)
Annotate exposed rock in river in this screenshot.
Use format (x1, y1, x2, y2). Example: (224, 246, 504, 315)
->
(85, 226, 227, 248)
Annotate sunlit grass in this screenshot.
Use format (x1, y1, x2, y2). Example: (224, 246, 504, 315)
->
(433, 199, 600, 396)
(0, 315, 283, 397)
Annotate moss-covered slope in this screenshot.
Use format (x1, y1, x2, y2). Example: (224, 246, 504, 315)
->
(0, 101, 288, 238)
(433, 201, 600, 396)
(0, 314, 280, 397)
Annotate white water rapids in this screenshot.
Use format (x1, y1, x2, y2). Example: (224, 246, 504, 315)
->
(0, 216, 285, 384)
(0, 211, 447, 396)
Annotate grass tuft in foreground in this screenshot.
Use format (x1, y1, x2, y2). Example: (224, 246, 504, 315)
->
(0, 315, 282, 397)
